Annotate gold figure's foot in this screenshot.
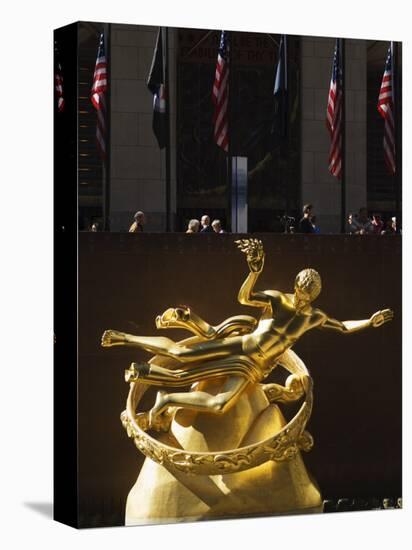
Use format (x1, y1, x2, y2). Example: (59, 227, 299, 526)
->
(125, 362, 151, 383)
(148, 390, 171, 431)
(101, 329, 127, 347)
(135, 407, 173, 433)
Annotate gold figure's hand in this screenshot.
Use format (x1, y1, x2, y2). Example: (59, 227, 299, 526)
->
(235, 238, 265, 273)
(101, 329, 127, 347)
(369, 309, 394, 328)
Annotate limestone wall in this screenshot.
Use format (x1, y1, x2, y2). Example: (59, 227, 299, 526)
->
(301, 37, 367, 232)
(110, 24, 176, 231)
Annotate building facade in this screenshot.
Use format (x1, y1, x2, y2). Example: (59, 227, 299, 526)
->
(76, 22, 402, 233)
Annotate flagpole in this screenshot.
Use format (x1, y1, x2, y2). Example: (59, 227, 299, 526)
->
(228, 31, 233, 233)
(163, 27, 172, 232)
(273, 35, 289, 225)
(393, 41, 401, 227)
(104, 24, 111, 231)
(284, 35, 289, 220)
(340, 38, 346, 234)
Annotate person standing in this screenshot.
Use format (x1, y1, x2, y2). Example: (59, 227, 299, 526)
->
(186, 219, 200, 233)
(371, 213, 384, 234)
(212, 219, 225, 234)
(129, 211, 145, 233)
(380, 219, 395, 235)
(200, 214, 214, 233)
(298, 204, 315, 234)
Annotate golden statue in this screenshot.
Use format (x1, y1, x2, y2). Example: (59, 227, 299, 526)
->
(102, 239, 393, 525)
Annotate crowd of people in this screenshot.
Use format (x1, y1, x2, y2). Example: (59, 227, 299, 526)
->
(290, 204, 398, 235)
(347, 207, 398, 235)
(185, 215, 225, 234)
(323, 496, 402, 513)
(87, 207, 399, 235)
(128, 212, 226, 234)
(296, 204, 399, 235)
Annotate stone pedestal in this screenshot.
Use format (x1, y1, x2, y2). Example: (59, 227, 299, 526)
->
(125, 380, 322, 524)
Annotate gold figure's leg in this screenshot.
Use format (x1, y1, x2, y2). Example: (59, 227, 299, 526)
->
(102, 329, 244, 363)
(148, 375, 249, 427)
(102, 330, 180, 357)
(125, 358, 254, 430)
(125, 349, 259, 389)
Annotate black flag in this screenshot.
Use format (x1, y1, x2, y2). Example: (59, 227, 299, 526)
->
(271, 34, 288, 140)
(147, 28, 167, 149)
(244, 35, 288, 153)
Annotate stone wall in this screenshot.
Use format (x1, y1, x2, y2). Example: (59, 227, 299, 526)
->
(110, 24, 176, 231)
(301, 37, 367, 232)
(108, 29, 368, 234)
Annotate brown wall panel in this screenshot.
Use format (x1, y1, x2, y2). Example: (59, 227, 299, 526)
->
(78, 233, 401, 526)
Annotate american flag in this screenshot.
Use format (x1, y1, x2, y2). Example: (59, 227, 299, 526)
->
(326, 39, 343, 179)
(212, 31, 229, 152)
(377, 43, 396, 175)
(91, 33, 107, 159)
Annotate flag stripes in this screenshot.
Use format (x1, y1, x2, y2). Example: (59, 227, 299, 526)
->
(91, 33, 107, 159)
(326, 39, 343, 179)
(377, 43, 396, 175)
(212, 31, 229, 152)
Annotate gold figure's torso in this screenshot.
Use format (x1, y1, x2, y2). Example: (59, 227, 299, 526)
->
(242, 291, 324, 367)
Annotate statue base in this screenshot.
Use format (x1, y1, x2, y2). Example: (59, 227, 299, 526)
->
(125, 379, 322, 525)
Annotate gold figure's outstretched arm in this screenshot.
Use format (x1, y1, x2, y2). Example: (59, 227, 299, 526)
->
(321, 308, 394, 333)
(236, 239, 270, 308)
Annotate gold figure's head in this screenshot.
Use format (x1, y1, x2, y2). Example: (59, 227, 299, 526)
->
(294, 269, 322, 309)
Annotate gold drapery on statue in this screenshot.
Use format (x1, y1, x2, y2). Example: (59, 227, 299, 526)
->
(102, 239, 393, 524)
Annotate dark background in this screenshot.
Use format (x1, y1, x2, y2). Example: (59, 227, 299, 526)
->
(77, 233, 401, 527)
(54, 22, 78, 528)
